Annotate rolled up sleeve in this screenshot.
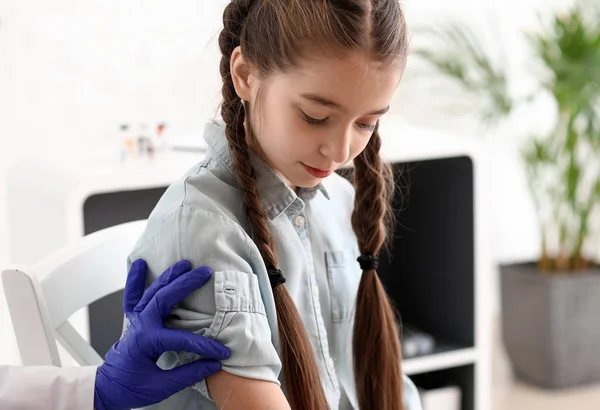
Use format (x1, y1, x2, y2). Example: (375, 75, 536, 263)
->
(127, 205, 281, 399)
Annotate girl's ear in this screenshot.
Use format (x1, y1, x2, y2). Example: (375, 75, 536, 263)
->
(230, 46, 254, 102)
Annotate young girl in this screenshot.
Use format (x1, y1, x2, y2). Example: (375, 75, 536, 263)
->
(129, 1, 422, 409)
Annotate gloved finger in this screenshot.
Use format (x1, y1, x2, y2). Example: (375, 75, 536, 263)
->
(148, 266, 212, 320)
(134, 260, 192, 313)
(150, 328, 231, 360)
(164, 359, 222, 391)
(123, 259, 147, 315)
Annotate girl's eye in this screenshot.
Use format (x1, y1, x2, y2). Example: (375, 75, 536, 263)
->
(357, 122, 377, 133)
(301, 111, 329, 126)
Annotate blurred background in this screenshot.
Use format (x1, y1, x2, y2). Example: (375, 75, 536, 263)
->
(1, 1, 599, 409)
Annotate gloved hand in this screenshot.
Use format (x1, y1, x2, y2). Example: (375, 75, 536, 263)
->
(94, 259, 231, 410)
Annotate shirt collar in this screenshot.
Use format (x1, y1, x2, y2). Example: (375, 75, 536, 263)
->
(203, 119, 330, 220)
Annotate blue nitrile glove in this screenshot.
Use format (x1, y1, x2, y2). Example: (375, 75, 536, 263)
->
(94, 259, 231, 410)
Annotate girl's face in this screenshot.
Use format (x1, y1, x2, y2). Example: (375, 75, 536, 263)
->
(231, 50, 403, 188)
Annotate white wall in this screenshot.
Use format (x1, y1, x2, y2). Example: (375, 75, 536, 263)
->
(0, 0, 233, 364)
(0, 0, 574, 364)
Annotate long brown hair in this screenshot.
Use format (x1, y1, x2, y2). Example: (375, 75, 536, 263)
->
(218, 1, 409, 409)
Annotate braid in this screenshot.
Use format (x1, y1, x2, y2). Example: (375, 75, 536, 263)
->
(218, 2, 328, 409)
(219, 1, 276, 267)
(351, 123, 395, 253)
(352, 124, 404, 410)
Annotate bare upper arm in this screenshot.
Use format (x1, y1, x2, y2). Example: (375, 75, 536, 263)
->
(207, 371, 291, 410)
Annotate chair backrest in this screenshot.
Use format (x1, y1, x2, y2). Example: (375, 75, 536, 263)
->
(1, 219, 146, 367)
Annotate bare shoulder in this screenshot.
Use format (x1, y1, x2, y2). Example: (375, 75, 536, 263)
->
(207, 371, 291, 410)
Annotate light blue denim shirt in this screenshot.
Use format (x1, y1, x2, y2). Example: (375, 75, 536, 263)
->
(128, 120, 422, 410)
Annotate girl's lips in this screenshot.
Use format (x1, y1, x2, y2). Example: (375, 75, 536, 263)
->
(303, 164, 333, 178)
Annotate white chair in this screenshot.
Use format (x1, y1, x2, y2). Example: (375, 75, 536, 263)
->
(1, 220, 147, 367)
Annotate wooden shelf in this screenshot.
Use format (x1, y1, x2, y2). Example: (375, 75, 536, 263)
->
(374, 155, 490, 410)
(404, 346, 478, 376)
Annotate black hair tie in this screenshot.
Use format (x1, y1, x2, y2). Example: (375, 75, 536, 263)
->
(267, 267, 287, 288)
(357, 254, 379, 271)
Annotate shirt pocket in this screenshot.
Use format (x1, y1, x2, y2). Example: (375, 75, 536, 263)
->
(325, 249, 362, 323)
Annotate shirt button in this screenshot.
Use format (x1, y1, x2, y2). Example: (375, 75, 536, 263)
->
(294, 215, 306, 228)
(312, 285, 319, 300)
(326, 357, 335, 371)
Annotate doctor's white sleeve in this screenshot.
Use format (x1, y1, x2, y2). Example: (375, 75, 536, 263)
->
(0, 365, 97, 410)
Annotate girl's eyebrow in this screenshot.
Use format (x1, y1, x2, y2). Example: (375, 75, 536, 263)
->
(301, 93, 390, 116)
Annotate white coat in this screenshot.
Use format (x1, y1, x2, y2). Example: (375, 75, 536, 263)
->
(0, 365, 97, 409)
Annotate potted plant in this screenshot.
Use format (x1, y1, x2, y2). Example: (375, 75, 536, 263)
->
(413, 2, 600, 388)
